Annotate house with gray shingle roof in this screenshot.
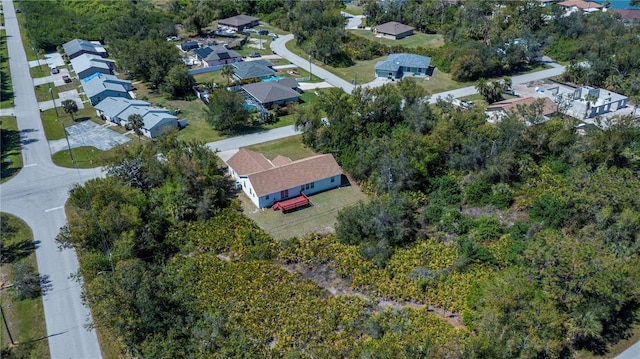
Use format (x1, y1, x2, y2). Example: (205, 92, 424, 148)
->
(62, 39, 107, 59)
(70, 54, 116, 79)
(242, 81, 300, 108)
(217, 15, 260, 31)
(94, 97, 151, 124)
(193, 45, 242, 67)
(374, 53, 432, 79)
(82, 74, 132, 105)
(374, 21, 414, 40)
(232, 60, 275, 80)
(225, 149, 343, 209)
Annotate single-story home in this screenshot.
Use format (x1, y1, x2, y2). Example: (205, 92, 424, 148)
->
(70, 54, 116, 80)
(82, 73, 132, 90)
(232, 60, 275, 80)
(374, 53, 432, 79)
(485, 97, 557, 124)
(119, 106, 179, 138)
(242, 81, 300, 108)
(373, 21, 414, 40)
(180, 41, 199, 52)
(225, 148, 344, 209)
(613, 9, 640, 22)
(557, 0, 603, 13)
(94, 97, 151, 124)
(193, 45, 243, 67)
(82, 74, 132, 105)
(62, 39, 108, 59)
(217, 15, 260, 32)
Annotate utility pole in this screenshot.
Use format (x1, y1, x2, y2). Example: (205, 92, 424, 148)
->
(61, 123, 76, 165)
(49, 86, 59, 118)
(0, 304, 15, 346)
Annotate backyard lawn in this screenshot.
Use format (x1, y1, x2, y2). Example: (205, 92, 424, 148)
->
(244, 134, 316, 161)
(350, 29, 444, 49)
(240, 179, 367, 240)
(1, 116, 23, 183)
(40, 107, 101, 140)
(0, 213, 50, 359)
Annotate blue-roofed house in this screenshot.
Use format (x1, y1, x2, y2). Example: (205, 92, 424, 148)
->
(82, 74, 132, 105)
(193, 45, 242, 67)
(62, 39, 107, 59)
(70, 54, 116, 79)
(232, 60, 275, 80)
(94, 97, 151, 124)
(374, 53, 432, 79)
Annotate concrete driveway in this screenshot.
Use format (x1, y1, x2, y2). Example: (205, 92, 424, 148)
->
(28, 52, 64, 68)
(33, 67, 71, 86)
(48, 120, 130, 153)
(38, 89, 83, 111)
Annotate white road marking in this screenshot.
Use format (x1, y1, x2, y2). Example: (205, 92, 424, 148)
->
(44, 206, 64, 212)
(24, 163, 38, 167)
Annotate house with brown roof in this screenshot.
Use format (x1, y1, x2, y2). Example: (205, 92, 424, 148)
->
(557, 0, 603, 13)
(374, 21, 414, 40)
(613, 9, 640, 22)
(485, 97, 557, 124)
(217, 15, 260, 32)
(225, 149, 344, 209)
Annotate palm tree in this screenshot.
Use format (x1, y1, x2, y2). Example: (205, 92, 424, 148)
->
(584, 93, 598, 119)
(61, 99, 78, 122)
(128, 113, 144, 142)
(221, 65, 234, 85)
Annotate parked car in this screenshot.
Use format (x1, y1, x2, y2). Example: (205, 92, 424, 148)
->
(249, 52, 261, 58)
(62, 75, 72, 83)
(258, 29, 269, 36)
(268, 33, 279, 39)
(50, 67, 59, 74)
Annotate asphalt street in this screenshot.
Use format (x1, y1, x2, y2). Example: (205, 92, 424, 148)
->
(0, 1, 103, 358)
(207, 125, 301, 152)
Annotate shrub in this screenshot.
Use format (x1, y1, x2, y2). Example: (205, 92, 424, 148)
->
(529, 193, 573, 229)
(464, 180, 492, 206)
(489, 183, 513, 209)
(12, 261, 41, 300)
(470, 216, 505, 242)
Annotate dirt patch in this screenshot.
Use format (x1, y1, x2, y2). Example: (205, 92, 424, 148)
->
(462, 205, 528, 226)
(283, 261, 466, 329)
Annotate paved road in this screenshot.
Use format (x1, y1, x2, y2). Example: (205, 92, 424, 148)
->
(428, 63, 566, 104)
(616, 340, 640, 359)
(271, 34, 356, 94)
(207, 125, 301, 152)
(0, 1, 103, 358)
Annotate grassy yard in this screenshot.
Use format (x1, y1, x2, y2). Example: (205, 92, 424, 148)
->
(350, 29, 444, 49)
(0, 29, 14, 109)
(40, 107, 101, 140)
(344, 3, 365, 15)
(15, 12, 38, 62)
(33, 82, 78, 103)
(245, 134, 316, 161)
(29, 64, 52, 79)
(575, 324, 640, 359)
(417, 68, 475, 94)
(135, 82, 222, 144)
(51, 145, 112, 168)
(240, 179, 367, 240)
(1, 116, 23, 183)
(0, 213, 50, 359)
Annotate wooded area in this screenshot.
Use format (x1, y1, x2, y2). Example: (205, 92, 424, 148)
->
(17, 0, 640, 357)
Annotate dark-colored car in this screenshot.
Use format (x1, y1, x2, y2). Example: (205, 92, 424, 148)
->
(258, 29, 269, 36)
(249, 52, 261, 58)
(62, 75, 72, 83)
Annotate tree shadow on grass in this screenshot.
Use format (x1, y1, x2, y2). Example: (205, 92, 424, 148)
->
(1, 238, 39, 264)
(1, 127, 21, 180)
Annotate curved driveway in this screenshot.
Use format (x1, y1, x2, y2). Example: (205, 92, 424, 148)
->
(0, 1, 103, 358)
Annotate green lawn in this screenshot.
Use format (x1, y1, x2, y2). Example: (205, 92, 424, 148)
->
(135, 82, 222, 143)
(239, 177, 367, 240)
(350, 29, 444, 49)
(40, 107, 100, 140)
(29, 64, 51, 79)
(51, 145, 112, 168)
(1, 116, 23, 183)
(33, 82, 78, 102)
(0, 29, 14, 109)
(344, 3, 365, 15)
(416, 68, 475, 94)
(244, 134, 316, 161)
(0, 213, 50, 359)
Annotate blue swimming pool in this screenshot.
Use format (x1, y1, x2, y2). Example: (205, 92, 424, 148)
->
(262, 76, 281, 82)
